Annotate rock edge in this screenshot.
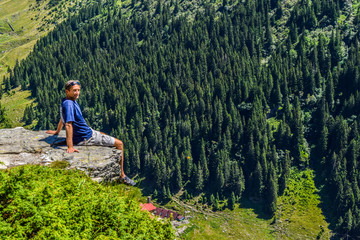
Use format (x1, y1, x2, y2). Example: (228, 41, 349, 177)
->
(0, 127, 122, 182)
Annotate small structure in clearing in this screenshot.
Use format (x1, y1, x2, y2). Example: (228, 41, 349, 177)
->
(141, 197, 184, 221)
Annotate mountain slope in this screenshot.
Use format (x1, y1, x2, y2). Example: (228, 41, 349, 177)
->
(3, 0, 360, 238)
(0, 0, 89, 78)
(0, 0, 94, 127)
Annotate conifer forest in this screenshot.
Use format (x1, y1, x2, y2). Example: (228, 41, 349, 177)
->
(2, 0, 360, 237)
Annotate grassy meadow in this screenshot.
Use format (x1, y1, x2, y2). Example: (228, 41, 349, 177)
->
(0, 0, 49, 78)
(168, 169, 332, 239)
(0, 86, 35, 127)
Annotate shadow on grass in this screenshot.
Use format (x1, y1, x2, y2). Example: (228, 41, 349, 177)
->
(310, 147, 343, 240)
(239, 197, 273, 220)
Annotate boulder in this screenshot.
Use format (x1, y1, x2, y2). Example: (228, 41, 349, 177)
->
(0, 127, 121, 182)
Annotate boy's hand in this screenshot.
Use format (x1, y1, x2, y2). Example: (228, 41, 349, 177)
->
(46, 130, 59, 135)
(67, 147, 79, 153)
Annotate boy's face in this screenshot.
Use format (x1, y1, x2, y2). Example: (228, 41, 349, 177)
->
(65, 84, 80, 100)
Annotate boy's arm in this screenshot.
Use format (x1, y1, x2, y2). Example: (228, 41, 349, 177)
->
(46, 119, 63, 135)
(65, 122, 79, 153)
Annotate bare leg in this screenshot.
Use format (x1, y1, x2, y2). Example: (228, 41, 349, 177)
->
(99, 132, 134, 185)
(113, 138, 126, 179)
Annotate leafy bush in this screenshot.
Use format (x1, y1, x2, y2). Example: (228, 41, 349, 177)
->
(0, 165, 174, 239)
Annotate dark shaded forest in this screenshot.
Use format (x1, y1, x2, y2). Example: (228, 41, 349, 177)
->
(2, 0, 360, 236)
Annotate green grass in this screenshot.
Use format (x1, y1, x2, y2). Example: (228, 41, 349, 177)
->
(173, 168, 332, 240)
(273, 168, 332, 240)
(0, 0, 47, 77)
(49, 160, 70, 169)
(0, 0, 92, 78)
(0, 87, 36, 127)
(182, 208, 275, 240)
(0, 20, 11, 32)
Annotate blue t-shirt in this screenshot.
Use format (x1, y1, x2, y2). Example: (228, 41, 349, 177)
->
(61, 98, 93, 144)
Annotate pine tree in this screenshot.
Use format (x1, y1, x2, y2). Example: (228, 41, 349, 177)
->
(292, 97, 305, 167)
(228, 191, 236, 210)
(213, 199, 219, 211)
(343, 209, 353, 233)
(0, 102, 10, 128)
(251, 161, 263, 198)
(153, 189, 158, 199)
(167, 186, 172, 200)
(181, 189, 187, 200)
(210, 194, 215, 206)
(279, 150, 290, 195)
(265, 162, 278, 215)
(174, 157, 183, 191)
(325, 70, 335, 111)
(319, 125, 328, 160)
(162, 185, 168, 200)
(199, 139, 209, 182)
(194, 162, 204, 192)
(215, 164, 225, 193)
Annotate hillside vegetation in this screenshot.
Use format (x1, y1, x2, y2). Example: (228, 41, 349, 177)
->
(0, 0, 94, 126)
(178, 169, 330, 239)
(0, 0, 93, 78)
(0, 165, 174, 239)
(2, 0, 360, 238)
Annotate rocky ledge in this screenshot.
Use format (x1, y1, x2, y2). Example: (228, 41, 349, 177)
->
(0, 127, 121, 182)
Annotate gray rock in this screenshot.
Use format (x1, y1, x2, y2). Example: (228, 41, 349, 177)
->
(0, 127, 121, 182)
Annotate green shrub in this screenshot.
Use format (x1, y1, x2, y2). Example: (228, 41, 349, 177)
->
(0, 165, 174, 239)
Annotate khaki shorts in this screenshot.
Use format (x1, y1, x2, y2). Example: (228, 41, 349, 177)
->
(77, 129, 115, 147)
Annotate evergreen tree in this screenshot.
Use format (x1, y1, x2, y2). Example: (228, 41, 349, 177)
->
(228, 191, 236, 210)
(264, 162, 278, 215)
(0, 102, 10, 128)
(279, 150, 290, 195)
(194, 162, 204, 192)
(210, 194, 215, 206)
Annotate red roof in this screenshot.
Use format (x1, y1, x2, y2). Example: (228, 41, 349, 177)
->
(140, 203, 156, 212)
(141, 204, 185, 221)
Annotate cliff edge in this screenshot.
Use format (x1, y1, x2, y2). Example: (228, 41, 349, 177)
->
(0, 127, 121, 182)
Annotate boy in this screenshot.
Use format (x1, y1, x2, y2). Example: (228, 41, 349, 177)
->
(46, 80, 135, 186)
